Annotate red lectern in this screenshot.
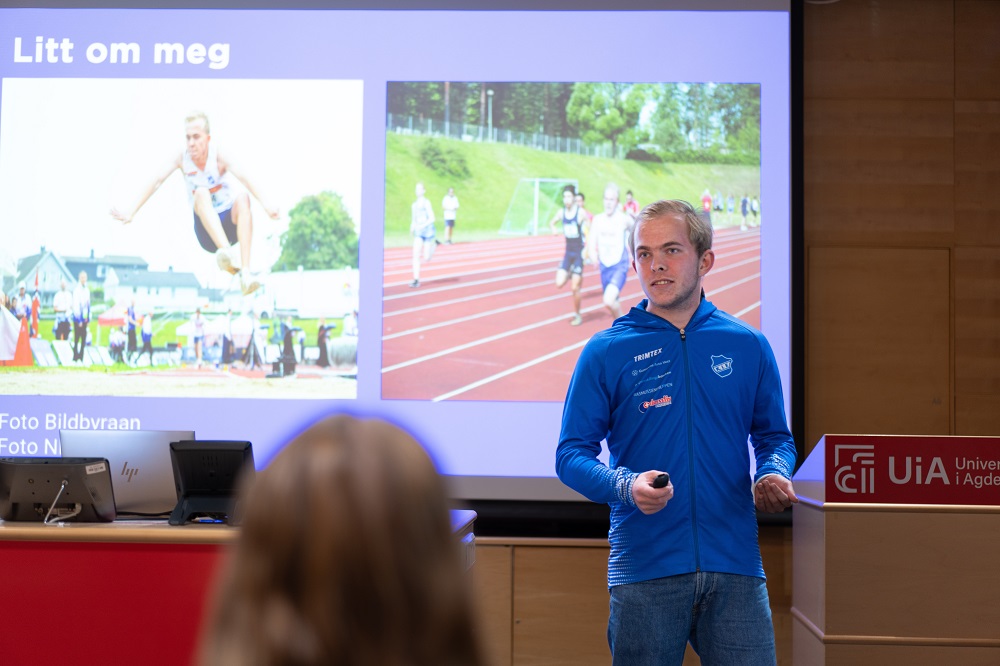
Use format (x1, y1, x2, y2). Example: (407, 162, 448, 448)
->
(792, 434, 1000, 665)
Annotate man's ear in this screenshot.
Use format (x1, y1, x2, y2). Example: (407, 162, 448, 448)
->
(698, 249, 715, 276)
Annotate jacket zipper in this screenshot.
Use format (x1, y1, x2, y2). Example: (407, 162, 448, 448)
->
(680, 327, 701, 571)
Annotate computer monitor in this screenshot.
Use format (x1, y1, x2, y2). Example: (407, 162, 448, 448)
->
(0, 457, 116, 523)
(168, 440, 254, 526)
(59, 429, 196, 517)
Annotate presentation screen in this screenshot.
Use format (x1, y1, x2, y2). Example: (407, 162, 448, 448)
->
(0, 2, 792, 501)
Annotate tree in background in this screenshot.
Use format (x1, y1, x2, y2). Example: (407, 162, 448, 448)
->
(566, 83, 649, 156)
(386, 81, 760, 166)
(647, 83, 760, 165)
(714, 84, 761, 159)
(273, 191, 358, 271)
(388, 82, 578, 137)
(387, 82, 446, 120)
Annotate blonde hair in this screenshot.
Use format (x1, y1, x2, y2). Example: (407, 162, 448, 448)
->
(185, 111, 210, 134)
(628, 199, 714, 258)
(200, 414, 484, 666)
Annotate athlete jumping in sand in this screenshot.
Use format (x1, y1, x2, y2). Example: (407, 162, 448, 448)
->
(110, 111, 279, 295)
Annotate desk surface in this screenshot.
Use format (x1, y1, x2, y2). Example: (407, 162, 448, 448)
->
(0, 508, 477, 545)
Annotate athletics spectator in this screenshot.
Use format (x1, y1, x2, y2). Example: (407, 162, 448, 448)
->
(586, 183, 632, 320)
(409, 182, 436, 288)
(71, 271, 91, 363)
(109, 326, 126, 364)
(191, 307, 206, 367)
(52, 280, 72, 341)
(13, 283, 31, 336)
(316, 318, 336, 368)
(700, 188, 713, 224)
(342, 309, 359, 337)
(441, 186, 460, 244)
(125, 299, 140, 365)
(623, 190, 640, 220)
(740, 193, 750, 231)
(221, 309, 235, 364)
(137, 311, 154, 366)
(751, 195, 760, 227)
(727, 193, 736, 224)
(549, 184, 587, 326)
(199, 414, 485, 666)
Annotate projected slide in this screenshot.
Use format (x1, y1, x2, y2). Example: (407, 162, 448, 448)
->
(0, 77, 363, 399)
(382, 81, 762, 402)
(0, 6, 790, 500)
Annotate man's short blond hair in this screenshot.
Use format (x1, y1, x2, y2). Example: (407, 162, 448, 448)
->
(185, 111, 210, 134)
(628, 199, 714, 258)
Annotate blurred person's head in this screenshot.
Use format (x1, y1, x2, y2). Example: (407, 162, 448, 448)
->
(562, 183, 576, 208)
(200, 414, 484, 666)
(603, 183, 621, 216)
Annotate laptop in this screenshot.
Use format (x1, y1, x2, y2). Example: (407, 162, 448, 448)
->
(59, 429, 195, 517)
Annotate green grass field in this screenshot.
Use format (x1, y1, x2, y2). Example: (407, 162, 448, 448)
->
(383, 133, 761, 247)
(30, 314, 346, 352)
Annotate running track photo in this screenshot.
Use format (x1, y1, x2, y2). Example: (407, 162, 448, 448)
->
(382, 227, 761, 402)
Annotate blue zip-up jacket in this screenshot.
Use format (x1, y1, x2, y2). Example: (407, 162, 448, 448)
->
(556, 297, 795, 587)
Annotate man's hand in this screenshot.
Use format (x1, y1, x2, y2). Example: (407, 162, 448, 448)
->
(632, 470, 674, 515)
(110, 207, 132, 224)
(754, 475, 799, 513)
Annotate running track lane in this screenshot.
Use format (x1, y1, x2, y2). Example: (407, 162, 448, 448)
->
(381, 227, 761, 401)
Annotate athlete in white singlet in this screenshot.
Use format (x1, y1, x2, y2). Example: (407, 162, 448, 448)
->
(586, 183, 632, 319)
(110, 112, 279, 295)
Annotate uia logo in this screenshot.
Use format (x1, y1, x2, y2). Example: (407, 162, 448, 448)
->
(834, 444, 875, 494)
(710, 355, 733, 377)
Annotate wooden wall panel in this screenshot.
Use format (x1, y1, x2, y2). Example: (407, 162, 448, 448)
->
(956, 0, 1000, 99)
(492, 529, 791, 666)
(474, 544, 513, 666)
(760, 525, 794, 666)
(955, 247, 1000, 434)
(955, 101, 1000, 245)
(512, 546, 609, 666)
(817, 644, 1000, 666)
(806, 247, 951, 450)
(804, 99, 954, 244)
(956, 394, 1000, 435)
(954, 247, 1000, 395)
(803, 0, 954, 100)
(823, 510, 1000, 638)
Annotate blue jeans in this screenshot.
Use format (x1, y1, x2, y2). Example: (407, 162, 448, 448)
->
(608, 572, 776, 666)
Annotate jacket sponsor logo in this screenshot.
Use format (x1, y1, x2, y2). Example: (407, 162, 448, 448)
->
(632, 358, 670, 377)
(633, 348, 662, 363)
(710, 354, 733, 378)
(633, 382, 672, 397)
(638, 394, 672, 413)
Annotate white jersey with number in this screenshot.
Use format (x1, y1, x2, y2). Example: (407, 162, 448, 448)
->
(590, 210, 632, 268)
(182, 143, 235, 214)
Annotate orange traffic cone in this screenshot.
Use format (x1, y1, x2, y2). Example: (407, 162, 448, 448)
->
(0, 318, 34, 367)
